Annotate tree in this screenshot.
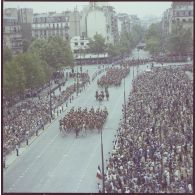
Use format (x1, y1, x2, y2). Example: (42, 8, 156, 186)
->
(106, 43, 120, 57)
(3, 60, 25, 97)
(23, 39, 32, 52)
(145, 23, 162, 55)
(88, 34, 106, 55)
(28, 36, 74, 70)
(3, 47, 12, 64)
(131, 25, 145, 47)
(165, 23, 192, 55)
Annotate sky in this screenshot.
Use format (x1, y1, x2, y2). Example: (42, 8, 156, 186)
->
(3, 1, 172, 19)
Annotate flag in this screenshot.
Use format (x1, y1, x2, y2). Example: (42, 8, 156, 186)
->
(96, 165, 102, 180)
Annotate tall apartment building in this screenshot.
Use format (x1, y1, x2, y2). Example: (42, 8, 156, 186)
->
(3, 8, 33, 54)
(171, 2, 193, 35)
(32, 12, 69, 41)
(129, 15, 141, 31)
(161, 8, 172, 37)
(32, 10, 80, 41)
(162, 2, 193, 40)
(3, 16, 23, 55)
(117, 13, 131, 35)
(18, 8, 33, 42)
(84, 2, 118, 45)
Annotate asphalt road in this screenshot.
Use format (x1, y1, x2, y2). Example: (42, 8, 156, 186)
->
(3, 49, 191, 193)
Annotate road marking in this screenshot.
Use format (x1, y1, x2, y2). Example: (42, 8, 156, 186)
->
(74, 90, 124, 192)
(6, 133, 59, 191)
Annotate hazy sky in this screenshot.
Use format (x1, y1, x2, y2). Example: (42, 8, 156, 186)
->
(3, 1, 172, 19)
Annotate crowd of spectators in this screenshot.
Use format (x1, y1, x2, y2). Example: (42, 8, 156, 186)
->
(121, 58, 151, 67)
(180, 63, 193, 72)
(3, 97, 50, 155)
(3, 73, 90, 156)
(104, 66, 193, 193)
(59, 107, 108, 136)
(51, 73, 90, 109)
(97, 67, 130, 87)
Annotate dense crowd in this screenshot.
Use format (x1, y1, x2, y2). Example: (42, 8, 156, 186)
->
(104, 66, 193, 193)
(97, 67, 130, 87)
(180, 63, 193, 72)
(3, 98, 50, 155)
(51, 73, 90, 109)
(59, 107, 108, 136)
(3, 73, 90, 155)
(121, 58, 151, 67)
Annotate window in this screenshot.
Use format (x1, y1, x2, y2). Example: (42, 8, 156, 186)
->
(189, 18, 192, 22)
(80, 42, 84, 46)
(182, 19, 186, 22)
(44, 30, 46, 35)
(75, 42, 78, 46)
(53, 24, 55, 28)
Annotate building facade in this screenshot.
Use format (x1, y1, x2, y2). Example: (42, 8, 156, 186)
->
(117, 13, 131, 35)
(32, 10, 80, 41)
(85, 3, 118, 45)
(32, 12, 70, 41)
(18, 8, 33, 42)
(70, 36, 89, 53)
(3, 16, 23, 55)
(171, 2, 193, 35)
(129, 15, 141, 31)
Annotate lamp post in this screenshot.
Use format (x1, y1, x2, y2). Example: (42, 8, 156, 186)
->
(80, 48, 82, 73)
(100, 127, 105, 193)
(76, 64, 79, 96)
(124, 77, 126, 125)
(49, 80, 52, 120)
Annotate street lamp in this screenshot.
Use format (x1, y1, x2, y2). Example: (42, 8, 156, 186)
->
(124, 77, 126, 125)
(49, 80, 53, 120)
(100, 127, 105, 193)
(80, 48, 82, 73)
(137, 48, 140, 60)
(76, 64, 79, 96)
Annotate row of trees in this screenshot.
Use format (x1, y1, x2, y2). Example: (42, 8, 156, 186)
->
(3, 37, 74, 100)
(3, 25, 144, 100)
(87, 24, 144, 57)
(145, 22, 192, 56)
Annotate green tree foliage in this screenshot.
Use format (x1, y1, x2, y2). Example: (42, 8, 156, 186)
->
(131, 25, 145, 48)
(23, 39, 32, 52)
(165, 23, 192, 55)
(88, 34, 106, 54)
(3, 47, 12, 64)
(3, 36, 74, 99)
(106, 43, 120, 57)
(15, 52, 49, 89)
(107, 25, 144, 57)
(28, 36, 74, 70)
(3, 60, 25, 97)
(145, 23, 162, 55)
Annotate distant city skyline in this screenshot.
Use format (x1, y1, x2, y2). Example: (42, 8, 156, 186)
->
(4, 1, 172, 19)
